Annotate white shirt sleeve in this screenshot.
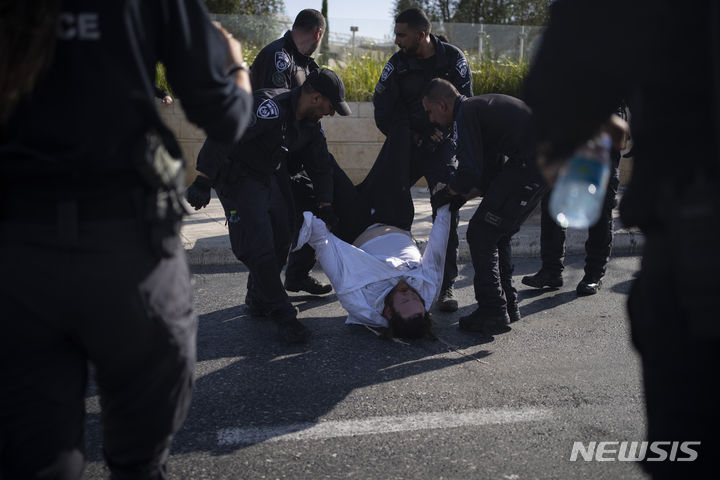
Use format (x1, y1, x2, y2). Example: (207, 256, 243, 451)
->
(419, 204, 452, 300)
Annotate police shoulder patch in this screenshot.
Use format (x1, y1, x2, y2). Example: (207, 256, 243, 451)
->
(380, 61, 394, 82)
(271, 70, 286, 87)
(275, 51, 291, 72)
(456, 58, 469, 78)
(256, 99, 280, 119)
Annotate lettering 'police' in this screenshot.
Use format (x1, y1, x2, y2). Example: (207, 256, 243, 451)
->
(58, 12, 101, 41)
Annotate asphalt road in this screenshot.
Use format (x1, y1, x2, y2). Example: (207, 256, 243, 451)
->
(83, 254, 648, 480)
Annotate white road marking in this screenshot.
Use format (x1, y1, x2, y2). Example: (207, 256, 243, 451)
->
(217, 407, 551, 446)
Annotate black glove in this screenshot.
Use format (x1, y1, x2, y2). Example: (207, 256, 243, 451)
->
(317, 204, 339, 230)
(186, 175, 212, 210)
(430, 185, 453, 211)
(449, 195, 467, 211)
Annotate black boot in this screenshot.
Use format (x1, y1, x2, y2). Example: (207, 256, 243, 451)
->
(507, 301, 521, 323)
(284, 275, 332, 295)
(458, 309, 511, 335)
(576, 275, 603, 296)
(271, 306, 311, 344)
(437, 285, 458, 312)
(521, 268, 563, 289)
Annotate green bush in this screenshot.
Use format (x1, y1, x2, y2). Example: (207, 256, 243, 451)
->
(156, 49, 529, 102)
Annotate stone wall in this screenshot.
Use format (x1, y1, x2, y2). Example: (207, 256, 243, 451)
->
(157, 99, 633, 187)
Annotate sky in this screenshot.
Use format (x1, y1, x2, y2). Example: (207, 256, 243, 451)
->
(282, 0, 396, 42)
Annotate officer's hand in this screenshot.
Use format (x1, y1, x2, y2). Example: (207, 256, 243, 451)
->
(186, 175, 212, 210)
(429, 128, 444, 144)
(317, 204, 339, 231)
(449, 195, 467, 211)
(430, 185, 454, 211)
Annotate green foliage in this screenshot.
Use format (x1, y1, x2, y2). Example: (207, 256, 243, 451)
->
(156, 63, 171, 96)
(394, 0, 551, 26)
(204, 0, 284, 15)
(335, 54, 386, 102)
(469, 57, 528, 98)
(331, 53, 528, 101)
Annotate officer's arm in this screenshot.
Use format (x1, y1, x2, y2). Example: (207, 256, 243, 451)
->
(296, 127, 334, 204)
(160, 0, 253, 145)
(449, 111, 484, 195)
(250, 48, 293, 89)
(372, 57, 408, 136)
(196, 138, 232, 183)
(450, 50, 473, 97)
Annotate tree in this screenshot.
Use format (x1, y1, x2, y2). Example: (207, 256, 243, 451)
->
(203, 0, 284, 15)
(318, 0, 330, 65)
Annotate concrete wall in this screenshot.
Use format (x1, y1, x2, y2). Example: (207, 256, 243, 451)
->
(157, 99, 633, 187)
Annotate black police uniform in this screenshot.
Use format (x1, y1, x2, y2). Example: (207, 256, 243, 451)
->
(372, 34, 473, 296)
(449, 94, 546, 321)
(524, 0, 720, 477)
(250, 30, 319, 90)
(0, 1, 252, 478)
(250, 30, 335, 292)
(196, 87, 333, 324)
(537, 150, 620, 282)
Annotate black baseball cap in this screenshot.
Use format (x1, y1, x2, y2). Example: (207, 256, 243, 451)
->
(306, 68, 351, 116)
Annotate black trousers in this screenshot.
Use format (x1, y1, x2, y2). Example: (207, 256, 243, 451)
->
(0, 212, 195, 480)
(467, 160, 546, 314)
(216, 173, 295, 318)
(540, 152, 621, 277)
(628, 232, 720, 478)
(351, 126, 459, 287)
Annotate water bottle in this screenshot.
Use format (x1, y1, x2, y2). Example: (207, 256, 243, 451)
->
(228, 209, 240, 224)
(548, 133, 612, 229)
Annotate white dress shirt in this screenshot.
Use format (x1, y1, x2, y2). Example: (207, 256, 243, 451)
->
(300, 205, 452, 328)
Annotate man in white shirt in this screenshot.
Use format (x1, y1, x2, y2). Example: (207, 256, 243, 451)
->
(294, 204, 452, 338)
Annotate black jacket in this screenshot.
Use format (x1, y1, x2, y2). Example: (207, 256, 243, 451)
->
(373, 34, 473, 138)
(0, 0, 251, 183)
(197, 88, 333, 203)
(250, 31, 319, 90)
(450, 94, 534, 195)
(523, 0, 719, 230)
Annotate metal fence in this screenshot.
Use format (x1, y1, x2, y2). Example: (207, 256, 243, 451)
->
(210, 14, 545, 61)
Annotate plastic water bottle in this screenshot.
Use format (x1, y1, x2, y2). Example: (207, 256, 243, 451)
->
(548, 133, 612, 229)
(228, 210, 240, 224)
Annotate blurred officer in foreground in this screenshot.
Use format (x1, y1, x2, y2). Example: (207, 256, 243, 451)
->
(372, 7, 473, 313)
(523, 0, 719, 477)
(0, 1, 252, 478)
(188, 69, 351, 344)
(249, 8, 334, 296)
(422, 79, 546, 335)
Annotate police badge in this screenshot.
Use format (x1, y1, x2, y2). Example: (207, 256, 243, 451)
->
(380, 62, 394, 82)
(256, 99, 279, 119)
(275, 51, 290, 72)
(456, 58, 469, 78)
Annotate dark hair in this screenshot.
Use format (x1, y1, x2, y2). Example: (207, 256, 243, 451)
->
(422, 78, 459, 104)
(382, 280, 436, 340)
(293, 9, 326, 33)
(0, 0, 60, 123)
(395, 8, 431, 34)
(388, 311, 436, 340)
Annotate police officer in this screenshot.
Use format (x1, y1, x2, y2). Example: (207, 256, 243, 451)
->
(373, 7, 473, 313)
(523, 1, 720, 477)
(187, 69, 351, 344)
(250, 8, 323, 90)
(0, 1, 252, 478)
(521, 146, 621, 295)
(422, 79, 546, 334)
(249, 8, 337, 296)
